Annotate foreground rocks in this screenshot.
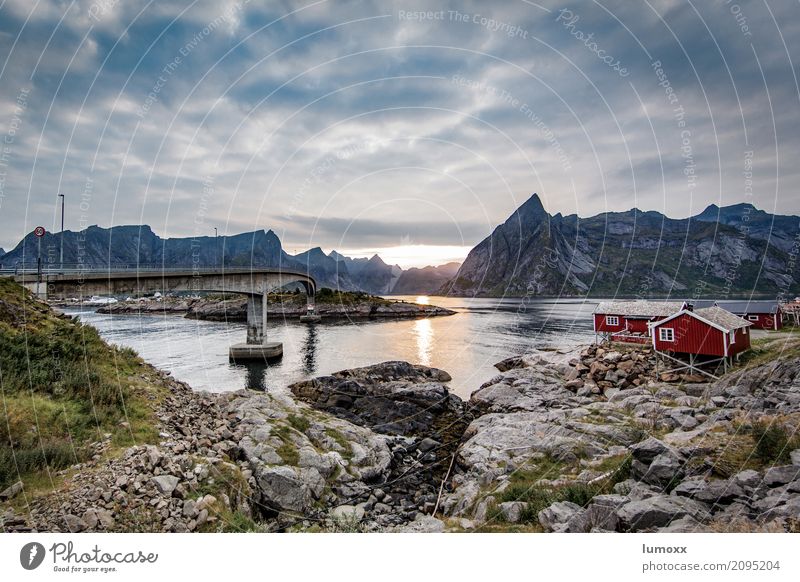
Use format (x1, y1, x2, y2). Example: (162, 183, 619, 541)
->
(6, 343, 800, 534)
(2, 361, 466, 533)
(441, 345, 800, 533)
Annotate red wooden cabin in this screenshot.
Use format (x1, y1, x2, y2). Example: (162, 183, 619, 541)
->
(593, 300, 686, 344)
(691, 300, 783, 330)
(649, 306, 751, 359)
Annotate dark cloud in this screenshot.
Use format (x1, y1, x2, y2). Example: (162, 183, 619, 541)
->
(0, 0, 798, 253)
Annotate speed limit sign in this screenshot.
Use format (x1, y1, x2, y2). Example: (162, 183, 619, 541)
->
(33, 226, 46, 237)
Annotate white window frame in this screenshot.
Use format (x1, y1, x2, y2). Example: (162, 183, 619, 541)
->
(605, 315, 620, 326)
(747, 315, 759, 321)
(658, 327, 675, 342)
(730, 330, 736, 344)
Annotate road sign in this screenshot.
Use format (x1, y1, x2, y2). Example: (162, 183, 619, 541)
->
(33, 226, 46, 237)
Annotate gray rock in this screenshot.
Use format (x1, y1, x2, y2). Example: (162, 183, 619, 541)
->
(498, 501, 528, 523)
(330, 504, 365, 522)
(417, 438, 440, 453)
(182, 499, 198, 518)
(673, 477, 745, 505)
(763, 465, 800, 487)
(638, 452, 684, 487)
(616, 495, 707, 532)
(389, 514, 445, 532)
(790, 450, 800, 466)
(631, 437, 676, 465)
(64, 514, 87, 532)
(256, 465, 324, 513)
(733, 469, 763, 493)
(538, 501, 583, 532)
(151, 475, 180, 496)
(0, 481, 23, 500)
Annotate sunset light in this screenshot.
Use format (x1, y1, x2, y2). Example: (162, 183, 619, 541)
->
(335, 244, 471, 269)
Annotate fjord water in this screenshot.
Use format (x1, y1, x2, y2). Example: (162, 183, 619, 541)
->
(66, 296, 599, 399)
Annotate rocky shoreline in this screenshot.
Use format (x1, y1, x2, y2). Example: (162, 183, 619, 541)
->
(82, 295, 455, 321)
(4, 340, 800, 533)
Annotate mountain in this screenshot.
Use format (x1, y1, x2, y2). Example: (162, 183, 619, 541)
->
(0, 225, 292, 270)
(1, 225, 439, 295)
(328, 251, 403, 294)
(291, 247, 357, 290)
(391, 262, 461, 295)
(443, 193, 800, 297)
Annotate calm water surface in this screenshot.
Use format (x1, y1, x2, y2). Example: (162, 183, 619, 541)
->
(67, 296, 600, 399)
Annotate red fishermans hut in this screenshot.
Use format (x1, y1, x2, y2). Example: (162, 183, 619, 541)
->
(691, 300, 783, 330)
(593, 300, 687, 344)
(649, 305, 751, 375)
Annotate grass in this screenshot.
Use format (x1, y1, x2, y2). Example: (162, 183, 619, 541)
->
(738, 336, 800, 369)
(480, 453, 632, 529)
(750, 420, 800, 465)
(707, 418, 800, 478)
(287, 413, 310, 433)
(0, 278, 164, 491)
(325, 428, 353, 460)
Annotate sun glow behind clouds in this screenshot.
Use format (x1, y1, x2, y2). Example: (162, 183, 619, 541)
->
(335, 245, 470, 269)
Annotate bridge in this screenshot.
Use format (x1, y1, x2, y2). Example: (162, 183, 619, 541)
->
(11, 266, 317, 361)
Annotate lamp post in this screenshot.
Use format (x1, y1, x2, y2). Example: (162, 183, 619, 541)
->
(58, 193, 65, 272)
(214, 227, 218, 269)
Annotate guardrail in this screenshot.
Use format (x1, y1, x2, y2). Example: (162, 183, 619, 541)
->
(0, 264, 309, 276)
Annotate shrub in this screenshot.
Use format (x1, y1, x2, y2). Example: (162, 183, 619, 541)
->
(751, 421, 800, 465)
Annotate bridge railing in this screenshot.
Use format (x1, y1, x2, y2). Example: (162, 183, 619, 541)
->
(0, 263, 312, 277)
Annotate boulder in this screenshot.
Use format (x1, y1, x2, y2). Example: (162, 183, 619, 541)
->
(537, 501, 583, 532)
(673, 477, 746, 505)
(763, 465, 800, 487)
(616, 495, 707, 531)
(330, 504, 365, 522)
(0, 481, 23, 501)
(498, 501, 528, 523)
(151, 475, 180, 496)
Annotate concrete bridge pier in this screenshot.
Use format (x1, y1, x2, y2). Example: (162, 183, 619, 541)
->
(229, 292, 283, 362)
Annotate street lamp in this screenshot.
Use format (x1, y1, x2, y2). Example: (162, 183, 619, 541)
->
(58, 193, 65, 272)
(214, 227, 218, 269)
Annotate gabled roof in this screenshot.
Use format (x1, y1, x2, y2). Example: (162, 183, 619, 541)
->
(594, 300, 685, 318)
(650, 306, 751, 333)
(689, 299, 780, 314)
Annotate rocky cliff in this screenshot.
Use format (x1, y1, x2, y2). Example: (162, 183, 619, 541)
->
(391, 262, 461, 295)
(444, 194, 800, 297)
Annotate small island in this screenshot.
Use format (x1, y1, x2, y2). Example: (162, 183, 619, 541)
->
(89, 289, 455, 321)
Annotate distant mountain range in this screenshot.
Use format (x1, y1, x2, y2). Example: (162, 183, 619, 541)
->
(442, 194, 800, 298)
(4, 194, 798, 298)
(0, 224, 448, 295)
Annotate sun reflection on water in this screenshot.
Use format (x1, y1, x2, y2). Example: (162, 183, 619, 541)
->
(413, 317, 433, 366)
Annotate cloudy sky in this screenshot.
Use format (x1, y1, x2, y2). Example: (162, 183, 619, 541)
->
(0, 0, 798, 266)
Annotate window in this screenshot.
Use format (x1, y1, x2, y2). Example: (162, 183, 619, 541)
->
(605, 315, 620, 326)
(658, 327, 675, 342)
(747, 315, 759, 321)
(730, 331, 736, 344)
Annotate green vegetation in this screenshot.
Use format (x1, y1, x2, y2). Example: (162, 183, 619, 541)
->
(287, 413, 310, 433)
(739, 336, 800, 369)
(479, 453, 632, 530)
(709, 418, 800, 478)
(0, 278, 163, 491)
(324, 428, 353, 460)
(750, 420, 800, 466)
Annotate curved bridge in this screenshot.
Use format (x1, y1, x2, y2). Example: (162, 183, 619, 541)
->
(15, 268, 317, 361)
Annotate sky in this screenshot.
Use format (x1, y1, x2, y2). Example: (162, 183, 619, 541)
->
(0, 0, 798, 267)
